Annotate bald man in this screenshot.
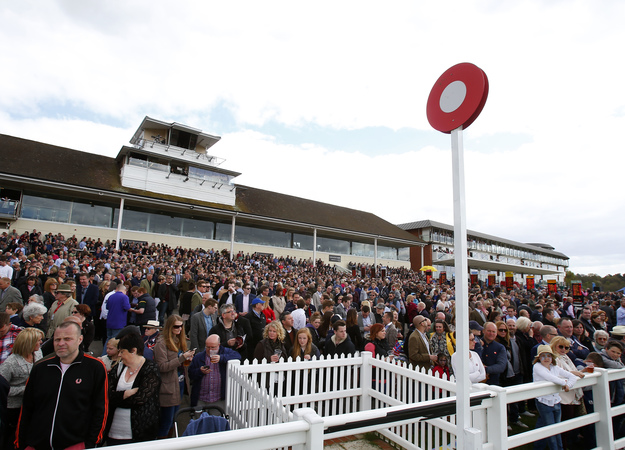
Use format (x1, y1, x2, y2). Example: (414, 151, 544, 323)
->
(189, 334, 241, 409)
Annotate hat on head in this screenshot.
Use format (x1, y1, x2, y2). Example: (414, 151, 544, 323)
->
(375, 303, 385, 310)
(534, 344, 557, 362)
(56, 284, 72, 293)
(611, 326, 625, 336)
(144, 320, 162, 329)
(251, 298, 264, 306)
(469, 320, 484, 332)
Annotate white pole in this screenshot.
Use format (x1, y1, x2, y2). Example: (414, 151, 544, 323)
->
(313, 228, 317, 266)
(374, 237, 378, 269)
(115, 198, 124, 251)
(230, 215, 236, 261)
(451, 126, 472, 448)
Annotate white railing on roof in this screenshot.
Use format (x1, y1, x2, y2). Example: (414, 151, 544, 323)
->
(134, 138, 226, 167)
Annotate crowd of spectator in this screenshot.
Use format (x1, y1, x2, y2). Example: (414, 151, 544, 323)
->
(0, 228, 624, 448)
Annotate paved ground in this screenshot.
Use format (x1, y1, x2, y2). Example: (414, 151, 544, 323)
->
(324, 434, 390, 449)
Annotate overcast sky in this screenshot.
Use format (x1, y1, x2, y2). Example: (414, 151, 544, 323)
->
(1, 1, 623, 277)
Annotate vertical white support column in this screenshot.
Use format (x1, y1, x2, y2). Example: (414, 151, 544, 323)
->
(230, 214, 236, 261)
(115, 198, 124, 251)
(451, 126, 473, 449)
(313, 228, 317, 265)
(593, 368, 614, 450)
(293, 408, 325, 450)
(421, 245, 424, 268)
(485, 385, 507, 450)
(360, 351, 373, 411)
(374, 237, 378, 269)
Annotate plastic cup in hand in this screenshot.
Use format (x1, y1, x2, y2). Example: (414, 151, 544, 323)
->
(209, 349, 218, 363)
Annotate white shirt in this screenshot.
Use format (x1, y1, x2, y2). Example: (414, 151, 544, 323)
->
(0, 265, 13, 279)
(109, 367, 134, 439)
(292, 308, 306, 330)
(100, 290, 116, 320)
(533, 362, 579, 406)
(451, 350, 486, 384)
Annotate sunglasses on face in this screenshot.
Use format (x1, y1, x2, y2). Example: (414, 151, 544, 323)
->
(172, 325, 183, 329)
(498, 328, 507, 332)
(558, 345, 570, 350)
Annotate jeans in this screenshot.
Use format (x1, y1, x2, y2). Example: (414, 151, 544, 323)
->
(534, 401, 562, 450)
(157, 379, 185, 437)
(158, 405, 180, 438)
(158, 301, 168, 326)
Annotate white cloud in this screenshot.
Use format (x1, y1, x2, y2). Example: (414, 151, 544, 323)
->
(1, 0, 624, 277)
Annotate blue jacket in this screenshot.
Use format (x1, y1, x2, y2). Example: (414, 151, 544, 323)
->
(234, 293, 256, 314)
(76, 283, 99, 310)
(480, 340, 507, 386)
(188, 346, 241, 406)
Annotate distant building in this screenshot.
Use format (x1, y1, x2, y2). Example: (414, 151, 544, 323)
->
(0, 117, 423, 269)
(398, 219, 568, 284)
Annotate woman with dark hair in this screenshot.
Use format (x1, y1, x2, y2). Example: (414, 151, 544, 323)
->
(72, 304, 95, 353)
(487, 309, 502, 323)
(42, 277, 58, 309)
(105, 332, 161, 445)
(154, 315, 195, 439)
(318, 311, 334, 340)
(365, 323, 392, 358)
(306, 312, 323, 348)
(271, 282, 286, 317)
(591, 311, 611, 332)
(429, 319, 455, 362)
(19, 276, 42, 303)
(572, 319, 594, 351)
(346, 308, 364, 351)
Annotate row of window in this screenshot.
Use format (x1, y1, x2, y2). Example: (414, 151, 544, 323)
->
(20, 194, 410, 260)
(430, 230, 567, 267)
(127, 154, 233, 185)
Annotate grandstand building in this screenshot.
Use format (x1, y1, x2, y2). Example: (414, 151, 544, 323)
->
(0, 117, 423, 269)
(398, 219, 569, 284)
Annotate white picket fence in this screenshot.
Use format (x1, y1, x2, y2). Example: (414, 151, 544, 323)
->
(226, 351, 459, 449)
(112, 354, 625, 450)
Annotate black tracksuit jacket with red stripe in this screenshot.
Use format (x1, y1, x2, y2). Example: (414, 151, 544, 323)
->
(16, 351, 108, 449)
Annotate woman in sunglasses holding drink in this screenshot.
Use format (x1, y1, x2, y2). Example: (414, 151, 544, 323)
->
(550, 336, 586, 448)
(532, 344, 579, 450)
(154, 314, 195, 438)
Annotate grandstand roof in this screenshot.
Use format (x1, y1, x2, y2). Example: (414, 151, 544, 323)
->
(0, 134, 423, 246)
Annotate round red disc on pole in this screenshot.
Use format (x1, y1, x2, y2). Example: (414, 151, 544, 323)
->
(426, 63, 489, 134)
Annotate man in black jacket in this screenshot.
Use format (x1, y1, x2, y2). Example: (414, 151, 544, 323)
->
(17, 321, 108, 449)
(157, 275, 178, 324)
(324, 320, 356, 357)
(247, 298, 266, 361)
(209, 304, 250, 359)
